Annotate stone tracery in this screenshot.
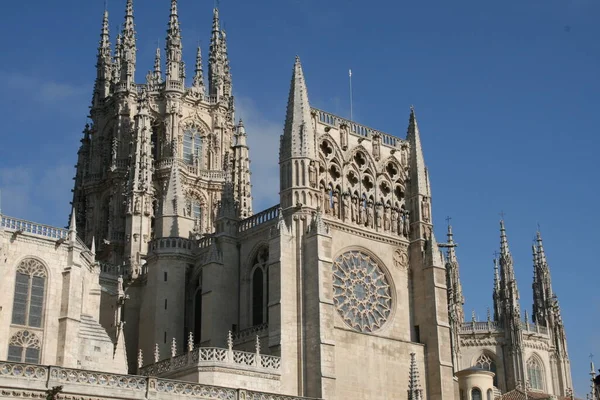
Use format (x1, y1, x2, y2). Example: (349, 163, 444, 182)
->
(332, 251, 392, 333)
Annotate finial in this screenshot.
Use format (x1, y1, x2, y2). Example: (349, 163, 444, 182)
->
(472, 309, 476, 322)
(187, 332, 194, 352)
(255, 335, 261, 355)
(170, 338, 177, 358)
(137, 348, 143, 369)
(227, 330, 233, 352)
(487, 307, 491, 322)
(153, 343, 160, 363)
(90, 236, 96, 256)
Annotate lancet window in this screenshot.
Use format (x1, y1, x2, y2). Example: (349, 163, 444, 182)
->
(250, 246, 269, 326)
(11, 258, 47, 328)
(183, 128, 202, 166)
(526, 356, 545, 391)
(471, 388, 482, 400)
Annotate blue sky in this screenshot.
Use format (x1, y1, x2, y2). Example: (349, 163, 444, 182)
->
(0, 0, 598, 395)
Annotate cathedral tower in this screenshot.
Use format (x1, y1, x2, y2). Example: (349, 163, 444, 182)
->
(71, 0, 252, 370)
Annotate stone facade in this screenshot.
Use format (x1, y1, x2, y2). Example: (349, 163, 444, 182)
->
(0, 1, 573, 399)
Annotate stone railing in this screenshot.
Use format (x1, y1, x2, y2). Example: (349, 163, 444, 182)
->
(1, 215, 68, 240)
(139, 346, 281, 377)
(460, 321, 501, 334)
(197, 235, 215, 249)
(149, 237, 194, 252)
(155, 158, 227, 181)
(233, 324, 269, 343)
(0, 361, 318, 400)
(238, 205, 280, 233)
(313, 108, 403, 149)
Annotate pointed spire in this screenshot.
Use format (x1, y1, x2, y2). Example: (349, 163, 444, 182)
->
(90, 236, 96, 256)
(192, 45, 205, 94)
(93, 10, 112, 105)
(500, 220, 511, 257)
(154, 343, 160, 363)
(68, 208, 77, 243)
(99, 10, 111, 63)
(281, 56, 316, 160)
(208, 7, 222, 97)
(119, 0, 136, 87)
(446, 224, 457, 262)
(407, 106, 428, 197)
(235, 119, 247, 146)
(165, 0, 183, 85)
(408, 353, 423, 400)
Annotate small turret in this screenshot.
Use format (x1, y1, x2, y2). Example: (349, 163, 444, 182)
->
(165, 0, 184, 87)
(153, 47, 162, 85)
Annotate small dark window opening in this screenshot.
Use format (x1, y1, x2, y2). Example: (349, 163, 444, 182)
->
(252, 268, 264, 326)
(164, 298, 167, 310)
(164, 271, 168, 282)
(414, 325, 421, 343)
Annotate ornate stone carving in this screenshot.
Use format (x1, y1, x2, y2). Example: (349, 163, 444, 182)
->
(332, 251, 392, 332)
(393, 248, 408, 270)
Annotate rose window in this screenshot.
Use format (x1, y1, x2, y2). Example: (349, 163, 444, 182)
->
(332, 251, 392, 332)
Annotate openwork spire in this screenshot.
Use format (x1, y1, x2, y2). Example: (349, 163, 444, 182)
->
(118, 0, 136, 88)
(93, 9, 112, 105)
(192, 45, 205, 94)
(165, 0, 183, 84)
(408, 353, 423, 400)
(98, 10, 111, 63)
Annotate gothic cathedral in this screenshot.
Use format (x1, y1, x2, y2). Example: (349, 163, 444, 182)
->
(0, 1, 572, 399)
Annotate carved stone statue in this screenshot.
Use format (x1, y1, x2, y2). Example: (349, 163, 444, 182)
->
(390, 208, 397, 234)
(421, 197, 431, 223)
(360, 199, 367, 225)
(401, 146, 408, 166)
(332, 191, 339, 218)
(340, 123, 349, 150)
(324, 189, 331, 215)
(383, 207, 390, 232)
(184, 199, 192, 217)
(398, 212, 405, 237)
(342, 194, 350, 222)
(375, 204, 382, 229)
(351, 196, 358, 223)
(367, 202, 374, 228)
(403, 212, 410, 237)
(308, 161, 317, 188)
(134, 198, 141, 214)
(373, 135, 381, 160)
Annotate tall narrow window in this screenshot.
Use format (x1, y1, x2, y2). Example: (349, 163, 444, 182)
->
(252, 268, 264, 326)
(192, 201, 202, 220)
(527, 356, 545, 391)
(183, 129, 202, 166)
(194, 289, 202, 345)
(487, 389, 493, 400)
(471, 388, 482, 400)
(7, 330, 41, 363)
(12, 259, 47, 328)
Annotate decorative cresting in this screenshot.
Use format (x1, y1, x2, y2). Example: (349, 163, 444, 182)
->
(332, 251, 392, 332)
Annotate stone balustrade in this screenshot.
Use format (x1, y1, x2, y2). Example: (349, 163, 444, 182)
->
(139, 346, 281, 377)
(149, 237, 194, 252)
(313, 107, 403, 149)
(238, 205, 280, 233)
(0, 361, 317, 400)
(1, 215, 69, 240)
(459, 320, 549, 336)
(155, 158, 227, 181)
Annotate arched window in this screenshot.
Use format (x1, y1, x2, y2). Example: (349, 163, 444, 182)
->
(475, 353, 498, 387)
(250, 246, 269, 327)
(487, 389, 493, 400)
(527, 356, 545, 391)
(252, 268, 264, 326)
(7, 330, 41, 363)
(183, 129, 202, 166)
(12, 259, 47, 328)
(471, 388, 482, 400)
(192, 200, 202, 220)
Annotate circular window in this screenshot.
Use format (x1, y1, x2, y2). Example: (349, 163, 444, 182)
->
(332, 251, 392, 332)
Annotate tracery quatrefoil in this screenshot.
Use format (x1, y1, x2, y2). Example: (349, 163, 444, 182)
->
(332, 251, 392, 332)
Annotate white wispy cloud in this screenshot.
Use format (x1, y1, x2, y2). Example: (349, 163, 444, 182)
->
(235, 96, 282, 212)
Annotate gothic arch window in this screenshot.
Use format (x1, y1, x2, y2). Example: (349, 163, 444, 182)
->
(7, 330, 41, 364)
(12, 258, 47, 328)
(471, 388, 482, 400)
(487, 389, 493, 400)
(527, 355, 545, 391)
(183, 128, 202, 166)
(475, 353, 498, 387)
(250, 246, 269, 326)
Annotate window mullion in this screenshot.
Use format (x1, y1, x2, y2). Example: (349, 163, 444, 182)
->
(25, 275, 32, 327)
